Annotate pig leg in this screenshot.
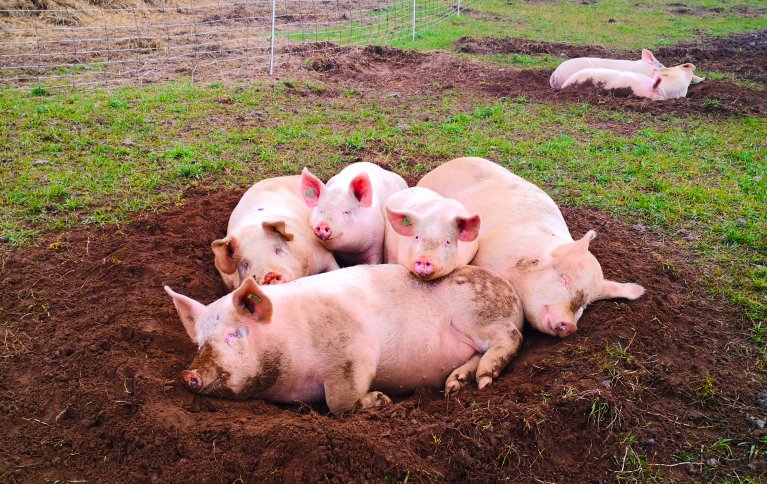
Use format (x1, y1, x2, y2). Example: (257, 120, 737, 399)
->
(444, 354, 480, 397)
(475, 325, 523, 390)
(323, 357, 391, 416)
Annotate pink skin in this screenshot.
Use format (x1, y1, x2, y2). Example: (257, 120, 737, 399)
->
(211, 176, 339, 290)
(657, 63, 698, 100)
(165, 264, 524, 415)
(301, 162, 408, 265)
(384, 187, 480, 281)
(561, 68, 663, 100)
(418, 157, 645, 338)
(550, 49, 665, 89)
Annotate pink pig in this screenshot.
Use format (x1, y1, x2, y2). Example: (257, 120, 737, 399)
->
(165, 264, 524, 415)
(301, 162, 408, 265)
(561, 67, 663, 100)
(211, 176, 339, 290)
(418, 157, 645, 338)
(384, 187, 480, 280)
(550, 49, 665, 89)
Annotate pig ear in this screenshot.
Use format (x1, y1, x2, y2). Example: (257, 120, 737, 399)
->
(386, 207, 416, 237)
(651, 70, 662, 90)
(211, 236, 238, 275)
(262, 220, 294, 242)
(456, 214, 481, 242)
(595, 280, 646, 302)
(232, 277, 273, 322)
(164, 286, 206, 342)
(682, 63, 695, 71)
(301, 167, 324, 208)
(349, 172, 373, 208)
(641, 49, 655, 65)
(552, 230, 596, 259)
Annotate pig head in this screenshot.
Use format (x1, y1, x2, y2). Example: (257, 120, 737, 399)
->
(165, 280, 278, 399)
(513, 230, 645, 337)
(384, 187, 480, 280)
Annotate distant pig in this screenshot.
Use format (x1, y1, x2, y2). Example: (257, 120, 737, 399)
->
(212, 176, 339, 290)
(165, 264, 524, 415)
(301, 162, 407, 265)
(657, 63, 699, 100)
(419, 157, 645, 338)
(384, 187, 480, 280)
(561, 68, 663, 100)
(550, 49, 665, 89)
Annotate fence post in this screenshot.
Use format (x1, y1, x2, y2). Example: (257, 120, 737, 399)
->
(412, 0, 416, 40)
(269, 0, 277, 75)
(457, 0, 461, 16)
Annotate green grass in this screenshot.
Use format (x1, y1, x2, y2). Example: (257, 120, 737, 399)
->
(392, 0, 767, 51)
(1, 80, 765, 331)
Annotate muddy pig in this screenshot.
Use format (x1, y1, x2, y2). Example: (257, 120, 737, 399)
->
(212, 176, 339, 290)
(301, 162, 408, 265)
(418, 157, 645, 338)
(561, 68, 663, 100)
(384, 187, 480, 280)
(165, 264, 524, 415)
(550, 49, 664, 89)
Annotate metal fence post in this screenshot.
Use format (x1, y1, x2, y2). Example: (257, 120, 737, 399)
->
(412, 0, 416, 40)
(269, 0, 277, 75)
(457, 0, 461, 16)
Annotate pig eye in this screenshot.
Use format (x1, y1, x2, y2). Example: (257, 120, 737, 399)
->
(343, 210, 352, 216)
(415, 235, 419, 240)
(274, 246, 283, 255)
(445, 240, 451, 245)
(240, 261, 250, 271)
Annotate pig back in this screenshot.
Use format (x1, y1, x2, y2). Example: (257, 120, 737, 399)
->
(228, 175, 308, 233)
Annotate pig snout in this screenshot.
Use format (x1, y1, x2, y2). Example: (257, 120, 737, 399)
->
(554, 321, 577, 337)
(413, 256, 435, 278)
(180, 370, 202, 391)
(314, 222, 333, 240)
(261, 272, 285, 285)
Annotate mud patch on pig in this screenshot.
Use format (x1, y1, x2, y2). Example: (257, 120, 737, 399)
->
(241, 348, 283, 396)
(0, 185, 763, 481)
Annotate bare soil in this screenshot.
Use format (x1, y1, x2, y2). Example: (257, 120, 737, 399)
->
(307, 43, 767, 117)
(1, 184, 765, 481)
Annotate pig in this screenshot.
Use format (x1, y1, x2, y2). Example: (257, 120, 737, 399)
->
(384, 187, 480, 280)
(211, 176, 339, 290)
(550, 49, 665, 89)
(165, 264, 524, 415)
(301, 162, 408, 265)
(561, 68, 663, 100)
(657, 63, 698, 100)
(418, 157, 645, 338)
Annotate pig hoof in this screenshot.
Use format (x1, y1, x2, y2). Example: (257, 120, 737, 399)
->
(445, 374, 469, 397)
(477, 375, 493, 390)
(359, 391, 392, 409)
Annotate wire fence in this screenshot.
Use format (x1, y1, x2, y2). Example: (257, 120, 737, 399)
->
(0, 0, 472, 89)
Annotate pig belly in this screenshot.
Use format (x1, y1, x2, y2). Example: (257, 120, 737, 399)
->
(373, 321, 478, 394)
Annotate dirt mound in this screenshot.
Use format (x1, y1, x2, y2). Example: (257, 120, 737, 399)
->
(1, 184, 764, 481)
(308, 44, 767, 117)
(455, 35, 615, 58)
(656, 29, 767, 84)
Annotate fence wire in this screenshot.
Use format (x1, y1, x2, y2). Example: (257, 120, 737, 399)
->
(0, 0, 473, 89)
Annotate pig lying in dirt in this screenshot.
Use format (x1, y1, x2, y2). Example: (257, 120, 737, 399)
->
(211, 176, 339, 290)
(384, 187, 480, 280)
(550, 49, 664, 89)
(302, 162, 408, 265)
(561, 68, 663, 100)
(165, 264, 524, 415)
(419, 157, 645, 338)
(561, 64, 699, 101)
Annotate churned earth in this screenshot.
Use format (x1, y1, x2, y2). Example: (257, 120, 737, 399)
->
(0, 183, 764, 481)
